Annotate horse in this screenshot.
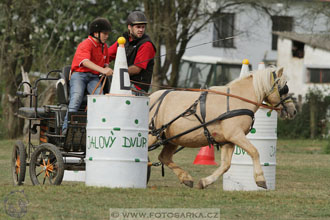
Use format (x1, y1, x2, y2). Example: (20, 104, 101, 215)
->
(148, 67, 296, 189)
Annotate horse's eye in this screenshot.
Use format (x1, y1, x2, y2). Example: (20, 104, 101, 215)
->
(279, 85, 289, 96)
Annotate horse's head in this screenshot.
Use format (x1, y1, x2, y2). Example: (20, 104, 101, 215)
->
(263, 67, 296, 119)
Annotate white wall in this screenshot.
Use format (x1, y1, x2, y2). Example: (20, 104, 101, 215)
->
(277, 38, 330, 98)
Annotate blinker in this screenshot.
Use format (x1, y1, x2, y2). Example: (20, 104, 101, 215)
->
(279, 84, 289, 96)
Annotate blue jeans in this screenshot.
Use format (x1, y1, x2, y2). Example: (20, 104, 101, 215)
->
(62, 72, 103, 131)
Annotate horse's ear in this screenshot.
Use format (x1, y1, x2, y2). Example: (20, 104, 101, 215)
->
(277, 67, 284, 77)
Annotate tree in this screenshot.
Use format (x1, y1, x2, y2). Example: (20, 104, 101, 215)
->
(0, 0, 140, 138)
(0, 0, 36, 138)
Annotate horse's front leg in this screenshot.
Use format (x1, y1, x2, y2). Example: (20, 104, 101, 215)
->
(198, 143, 235, 189)
(158, 142, 194, 188)
(229, 133, 267, 189)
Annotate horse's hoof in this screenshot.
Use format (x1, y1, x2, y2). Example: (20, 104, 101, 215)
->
(256, 181, 267, 189)
(183, 180, 194, 188)
(197, 180, 205, 189)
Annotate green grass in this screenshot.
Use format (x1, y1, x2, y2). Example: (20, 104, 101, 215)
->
(0, 139, 330, 219)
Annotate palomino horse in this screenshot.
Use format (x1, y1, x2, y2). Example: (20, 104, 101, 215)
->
(148, 67, 296, 189)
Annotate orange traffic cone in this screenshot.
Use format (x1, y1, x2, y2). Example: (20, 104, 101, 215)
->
(193, 145, 218, 165)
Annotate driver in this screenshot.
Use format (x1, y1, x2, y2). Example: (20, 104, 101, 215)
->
(62, 17, 113, 135)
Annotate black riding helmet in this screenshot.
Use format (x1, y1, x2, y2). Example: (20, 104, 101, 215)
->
(89, 17, 111, 35)
(127, 11, 148, 26)
(89, 18, 111, 50)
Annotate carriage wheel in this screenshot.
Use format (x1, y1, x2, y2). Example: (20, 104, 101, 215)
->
(11, 141, 27, 185)
(147, 157, 151, 184)
(29, 143, 64, 185)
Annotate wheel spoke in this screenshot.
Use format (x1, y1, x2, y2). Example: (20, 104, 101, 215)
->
(50, 159, 58, 167)
(43, 175, 47, 184)
(49, 169, 56, 179)
(15, 153, 21, 174)
(17, 155, 20, 166)
(36, 169, 45, 177)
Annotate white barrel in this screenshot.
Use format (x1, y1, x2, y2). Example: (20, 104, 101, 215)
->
(85, 95, 149, 188)
(223, 108, 277, 190)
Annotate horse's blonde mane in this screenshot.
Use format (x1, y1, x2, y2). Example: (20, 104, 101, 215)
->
(228, 66, 287, 103)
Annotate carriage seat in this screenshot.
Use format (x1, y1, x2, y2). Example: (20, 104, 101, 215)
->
(56, 65, 88, 109)
(56, 65, 71, 105)
(56, 65, 111, 107)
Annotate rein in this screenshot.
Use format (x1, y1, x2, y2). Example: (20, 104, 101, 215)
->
(186, 88, 281, 111)
(85, 75, 107, 112)
(130, 80, 282, 111)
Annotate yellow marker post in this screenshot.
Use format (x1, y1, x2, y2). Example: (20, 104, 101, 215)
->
(239, 59, 250, 77)
(117, 37, 126, 46)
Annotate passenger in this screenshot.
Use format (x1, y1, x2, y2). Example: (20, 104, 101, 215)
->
(108, 11, 156, 95)
(62, 17, 113, 135)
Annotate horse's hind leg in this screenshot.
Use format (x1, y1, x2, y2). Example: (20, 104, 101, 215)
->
(158, 143, 194, 188)
(198, 144, 235, 189)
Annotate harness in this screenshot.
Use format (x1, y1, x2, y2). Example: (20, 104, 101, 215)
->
(149, 89, 255, 151)
(148, 70, 292, 152)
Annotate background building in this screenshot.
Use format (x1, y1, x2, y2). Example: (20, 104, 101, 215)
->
(181, 1, 330, 97)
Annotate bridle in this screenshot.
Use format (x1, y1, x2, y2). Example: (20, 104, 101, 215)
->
(264, 71, 293, 113)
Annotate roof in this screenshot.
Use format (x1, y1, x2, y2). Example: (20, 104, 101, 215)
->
(273, 31, 330, 51)
(181, 55, 242, 65)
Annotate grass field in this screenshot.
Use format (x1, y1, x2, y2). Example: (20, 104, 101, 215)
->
(0, 138, 330, 220)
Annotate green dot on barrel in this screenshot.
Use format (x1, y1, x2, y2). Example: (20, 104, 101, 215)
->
(102, 118, 106, 123)
(89, 157, 93, 161)
(147, 101, 149, 106)
(126, 100, 131, 105)
(135, 119, 139, 124)
(93, 98, 96, 103)
(250, 128, 256, 134)
(267, 111, 271, 117)
(135, 158, 140, 162)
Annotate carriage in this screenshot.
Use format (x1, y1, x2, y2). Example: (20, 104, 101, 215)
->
(11, 66, 151, 186)
(12, 65, 296, 189)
